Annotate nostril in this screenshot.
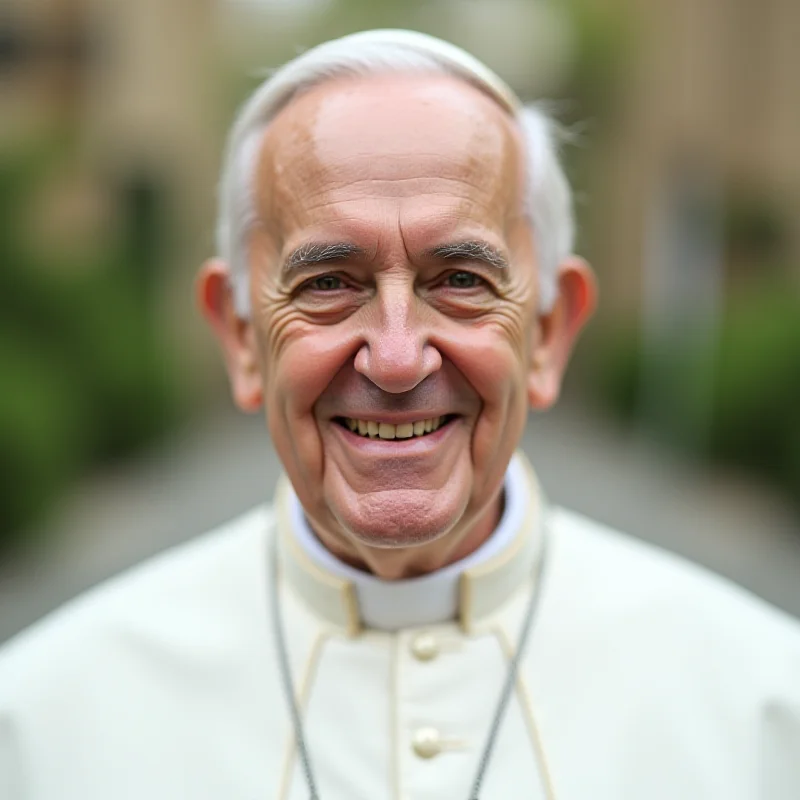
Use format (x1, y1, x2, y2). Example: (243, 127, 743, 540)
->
(352, 340, 441, 395)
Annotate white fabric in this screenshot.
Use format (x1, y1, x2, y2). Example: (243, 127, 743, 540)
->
(289, 453, 529, 630)
(2, 461, 800, 799)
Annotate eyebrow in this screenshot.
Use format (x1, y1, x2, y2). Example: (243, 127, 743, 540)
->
(282, 242, 365, 273)
(425, 240, 509, 271)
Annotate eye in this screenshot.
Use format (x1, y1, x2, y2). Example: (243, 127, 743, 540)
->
(445, 271, 483, 289)
(309, 275, 344, 291)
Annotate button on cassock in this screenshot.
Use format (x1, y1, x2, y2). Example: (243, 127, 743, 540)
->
(411, 727, 442, 758)
(409, 632, 439, 661)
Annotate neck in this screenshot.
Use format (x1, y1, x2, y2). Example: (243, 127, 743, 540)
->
(312, 492, 504, 580)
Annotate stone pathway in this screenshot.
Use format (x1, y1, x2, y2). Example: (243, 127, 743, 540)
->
(2, 403, 799, 643)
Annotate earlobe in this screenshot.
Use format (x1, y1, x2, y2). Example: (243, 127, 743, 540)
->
(196, 259, 264, 412)
(527, 322, 564, 410)
(527, 256, 597, 411)
(527, 358, 560, 410)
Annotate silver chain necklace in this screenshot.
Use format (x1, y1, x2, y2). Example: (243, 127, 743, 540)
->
(269, 523, 549, 800)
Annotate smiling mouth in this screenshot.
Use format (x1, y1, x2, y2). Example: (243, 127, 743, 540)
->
(335, 415, 456, 440)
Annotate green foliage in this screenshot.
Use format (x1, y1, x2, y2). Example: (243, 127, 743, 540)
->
(0, 140, 181, 550)
(561, 0, 633, 126)
(0, 335, 87, 544)
(709, 286, 800, 491)
(724, 190, 789, 264)
(594, 280, 800, 504)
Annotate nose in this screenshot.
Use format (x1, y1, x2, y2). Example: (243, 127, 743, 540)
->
(353, 289, 442, 394)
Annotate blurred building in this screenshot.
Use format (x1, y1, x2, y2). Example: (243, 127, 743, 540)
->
(590, 0, 800, 317)
(0, 0, 89, 136)
(1, 0, 220, 375)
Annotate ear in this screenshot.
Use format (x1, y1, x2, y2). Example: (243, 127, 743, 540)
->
(528, 256, 597, 410)
(196, 259, 263, 412)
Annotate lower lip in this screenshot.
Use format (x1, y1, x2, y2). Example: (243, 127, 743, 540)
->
(332, 418, 460, 454)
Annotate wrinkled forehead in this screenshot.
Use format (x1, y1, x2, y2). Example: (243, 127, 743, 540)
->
(254, 73, 525, 239)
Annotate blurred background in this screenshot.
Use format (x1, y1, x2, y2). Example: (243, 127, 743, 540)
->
(2, 0, 799, 641)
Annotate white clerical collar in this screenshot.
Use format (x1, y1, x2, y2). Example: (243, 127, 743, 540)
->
(274, 452, 545, 634)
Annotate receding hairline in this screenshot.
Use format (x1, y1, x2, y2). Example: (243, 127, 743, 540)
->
(256, 69, 524, 170)
(267, 67, 518, 127)
(253, 70, 528, 242)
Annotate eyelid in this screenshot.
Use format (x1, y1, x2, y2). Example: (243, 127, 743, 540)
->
(295, 270, 351, 292)
(439, 267, 491, 285)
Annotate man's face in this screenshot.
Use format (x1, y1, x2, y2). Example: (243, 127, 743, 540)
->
(226, 74, 553, 551)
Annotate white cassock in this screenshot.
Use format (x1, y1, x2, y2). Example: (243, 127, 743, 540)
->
(2, 453, 800, 800)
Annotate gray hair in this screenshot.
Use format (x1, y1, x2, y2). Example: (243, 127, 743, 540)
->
(216, 29, 574, 315)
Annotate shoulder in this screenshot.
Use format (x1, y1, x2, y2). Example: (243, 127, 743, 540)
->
(0, 504, 276, 700)
(546, 506, 800, 670)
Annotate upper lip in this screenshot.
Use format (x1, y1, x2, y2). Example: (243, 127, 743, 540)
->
(334, 412, 454, 425)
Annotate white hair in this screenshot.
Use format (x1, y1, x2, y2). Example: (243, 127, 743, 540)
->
(216, 29, 574, 315)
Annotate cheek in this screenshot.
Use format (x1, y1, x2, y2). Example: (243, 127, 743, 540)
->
(258, 318, 358, 489)
(441, 317, 531, 483)
(443, 314, 531, 407)
(263, 319, 356, 420)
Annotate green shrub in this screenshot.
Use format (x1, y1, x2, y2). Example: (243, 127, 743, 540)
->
(594, 280, 800, 504)
(0, 139, 181, 551)
(709, 286, 800, 493)
(0, 335, 87, 541)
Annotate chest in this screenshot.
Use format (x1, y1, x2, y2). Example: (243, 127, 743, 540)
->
(273, 622, 745, 800)
(280, 626, 550, 800)
(20, 612, 754, 800)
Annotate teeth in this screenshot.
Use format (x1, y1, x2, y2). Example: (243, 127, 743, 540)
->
(396, 423, 414, 439)
(343, 416, 446, 440)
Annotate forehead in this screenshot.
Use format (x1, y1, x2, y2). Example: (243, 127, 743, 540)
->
(254, 73, 525, 247)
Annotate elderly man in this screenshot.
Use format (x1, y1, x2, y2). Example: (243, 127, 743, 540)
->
(2, 29, 800, 800)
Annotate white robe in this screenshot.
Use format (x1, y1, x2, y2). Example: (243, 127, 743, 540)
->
(1, 453, 800, 799)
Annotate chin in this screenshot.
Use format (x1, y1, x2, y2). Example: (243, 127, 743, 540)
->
(331, 488, 469, 549)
